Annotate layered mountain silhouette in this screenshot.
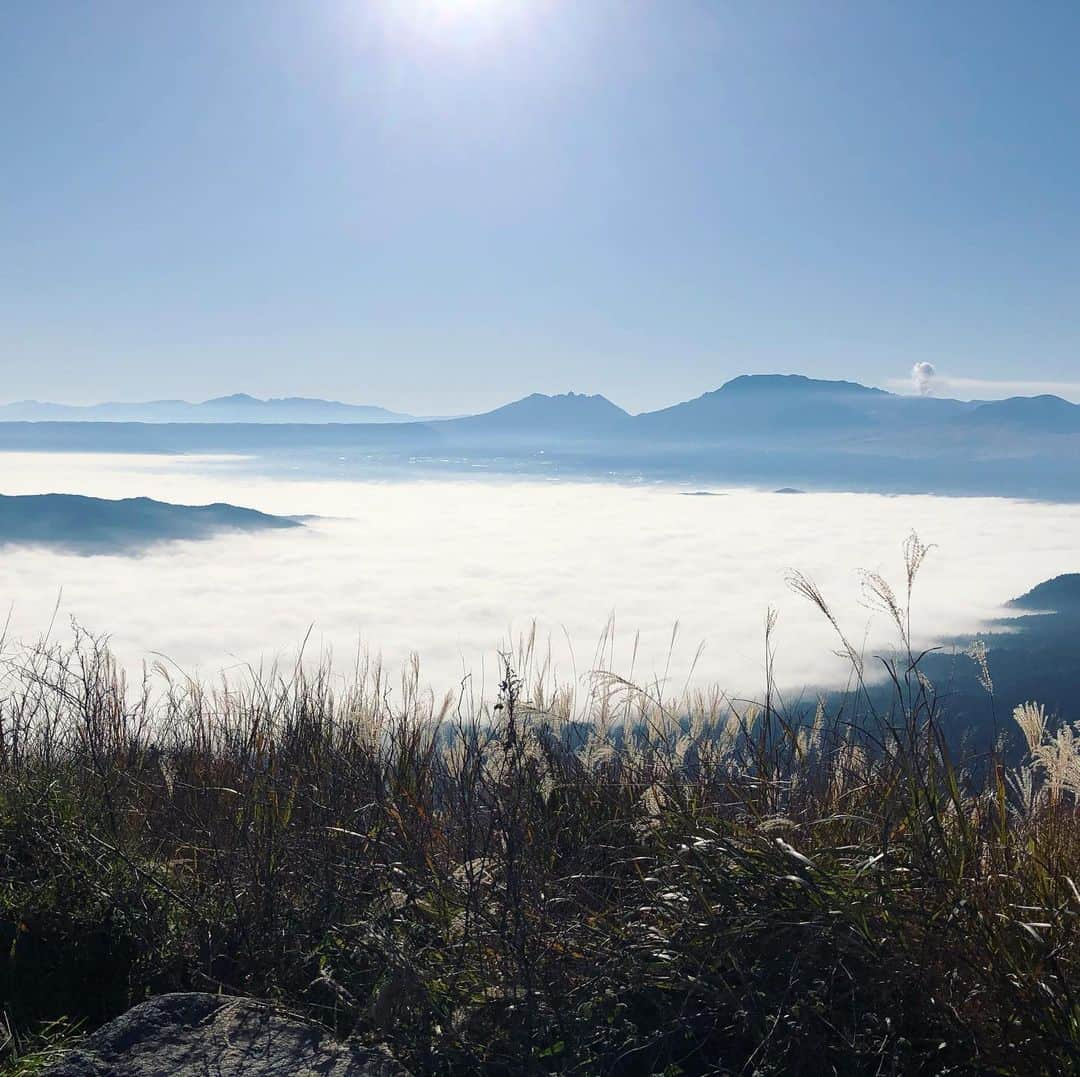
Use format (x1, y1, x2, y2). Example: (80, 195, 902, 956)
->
(0, 394, 414, 424)
(2, 374, 1079, 499)
(0, 494, 302, 553)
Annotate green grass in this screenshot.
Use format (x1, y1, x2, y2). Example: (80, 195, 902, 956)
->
(0, 1018, 81, 1076)
(0, 542, 1078, 1074)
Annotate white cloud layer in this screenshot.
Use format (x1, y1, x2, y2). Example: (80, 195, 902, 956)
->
(2, 452, 1080, 700)
(886, 376, 1080, 402)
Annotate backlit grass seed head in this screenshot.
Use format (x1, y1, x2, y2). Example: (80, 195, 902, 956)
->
(1032, 721, 1080, 802)
(1013, 701, 1047, 754)
(968, 639, 994, 696)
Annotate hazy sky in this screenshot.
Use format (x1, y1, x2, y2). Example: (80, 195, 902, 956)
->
(3, 1, 1078, 413)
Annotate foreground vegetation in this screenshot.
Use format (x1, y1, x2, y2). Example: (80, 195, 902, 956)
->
(1, 539, 1078, 1074)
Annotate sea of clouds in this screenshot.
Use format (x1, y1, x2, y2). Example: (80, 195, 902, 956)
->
(2, 451, 1080, 703)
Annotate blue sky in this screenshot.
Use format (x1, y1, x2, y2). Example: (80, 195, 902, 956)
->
(2, 1, 1078, 413)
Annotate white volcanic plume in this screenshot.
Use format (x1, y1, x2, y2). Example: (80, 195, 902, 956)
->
(911, 362, 936, 396)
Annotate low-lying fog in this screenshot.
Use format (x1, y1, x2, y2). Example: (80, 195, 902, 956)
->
(3, 451, 1080, 701)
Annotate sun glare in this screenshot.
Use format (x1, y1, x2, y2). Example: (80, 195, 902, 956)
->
(382, 0, 517, 49)
(429, 0, 501, 13)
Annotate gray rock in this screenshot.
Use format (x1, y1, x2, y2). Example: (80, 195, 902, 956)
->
(44, 992, 409, 1076)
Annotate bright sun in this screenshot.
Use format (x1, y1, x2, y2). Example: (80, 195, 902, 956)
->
(426, 0, 506, 22)
(390, 0, 515, 50)
(359, 0, 517, 57)
(433, 0, 500, 11)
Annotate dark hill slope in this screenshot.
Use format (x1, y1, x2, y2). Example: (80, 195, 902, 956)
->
(0, 493, 301, 553)
(835, 573, 1080, 759)
(1009, 573, 1080, 612)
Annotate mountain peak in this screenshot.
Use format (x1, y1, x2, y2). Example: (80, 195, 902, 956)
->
(718, 374, 887, 397)
(205, 393, 260, 405)
(488, 391, 627, 414)
(967, 395, 1080, 432)
(450, 391, 631, 435)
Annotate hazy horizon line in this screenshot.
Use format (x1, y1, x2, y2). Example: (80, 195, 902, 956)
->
(5, 371, 1080, 416)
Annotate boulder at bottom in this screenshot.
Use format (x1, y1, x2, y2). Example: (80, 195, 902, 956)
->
(43, 992, 408, 1077)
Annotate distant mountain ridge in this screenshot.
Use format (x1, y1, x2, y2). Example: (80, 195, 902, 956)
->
(0, 393, 415, 424)
(447, 374, 1080, 444)
(963, 395, 1080, 434)
(0, 493, 301, 553)
(6, 375, 1079, 433)
(3, 374, 1080, 499)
